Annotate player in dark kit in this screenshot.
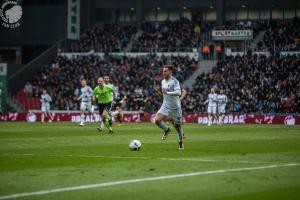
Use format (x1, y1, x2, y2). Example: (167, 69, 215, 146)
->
(134, 92, 148, 122)
(111, 91, 126, 126)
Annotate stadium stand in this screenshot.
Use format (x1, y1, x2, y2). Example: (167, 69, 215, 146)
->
(69, 23, 137, 52)
(185, 54, 300, 114)
(256, 17, 300, 51)
(13, 18, 300, 114)
(15, 54, 197, 111)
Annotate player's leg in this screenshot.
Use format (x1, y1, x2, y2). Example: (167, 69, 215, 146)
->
(212, 106, 217, 124)
(169, 117, 186, 139)
(79, 102, 86, 126)
(219, 113, 223, 124)
(46, 104, 53, 122)
(174, 124, 184, 150)
(139, 106, 146, 122)
(41, 112, 45, 123)
(219, 105, 225, 124)
(155, 107, 170, 140)
(97, 104, 104, 132)
(46, 112, 53, 122)
(216, 106, 220, 124)
(170, 109, 184, 150)
(114, 106, 124, 126)
(207, 106, 212, 126)
(107, 101, 113, 127)
(217, 106, 221, 124)
(41, 105, 46, 123)
(117, 109, 124, 126)
(102, 103, 113, 134)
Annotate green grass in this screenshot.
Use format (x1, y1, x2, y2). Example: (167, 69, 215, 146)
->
(0, 122, 300, 200)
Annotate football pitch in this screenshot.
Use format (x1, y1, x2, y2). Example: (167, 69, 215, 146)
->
(0, 122, 300, 200)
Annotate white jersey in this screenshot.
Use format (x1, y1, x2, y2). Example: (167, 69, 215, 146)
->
(205, 93, 218, 107)
(80, 86, 93, 102)
(161, 76, 181, 110)
(217, 94, 228, 106)
(40, 93, 52, 105)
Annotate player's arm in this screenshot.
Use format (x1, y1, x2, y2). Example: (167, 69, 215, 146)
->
(47, 95, 52, 103)
(144, 96, 149, 102)
(213, 94, 218, 102)
(180, 88, 187, 100)
(108, 85, 116, 97)
(164, 80, 181, 96)
(164, 89, 181, 96)
(92, 88, 98, 105)
(203, 98, 209, 105)
(154, 87, 163, 95)
(120, 94, 127, 103)
(88, 87, 94, 97)
(77, 93, 82, 101)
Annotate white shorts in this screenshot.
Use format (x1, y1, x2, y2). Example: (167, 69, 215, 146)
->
(158, 106, 183, 125)
(207, 105, 217, 114)
(80, 101, 93, 113)
(218, 105, 226, 114)
(111, 110, 120, 116)
(41, 103, 50, 112)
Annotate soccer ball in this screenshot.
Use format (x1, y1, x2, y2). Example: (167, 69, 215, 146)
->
(129, 139, 141, 151)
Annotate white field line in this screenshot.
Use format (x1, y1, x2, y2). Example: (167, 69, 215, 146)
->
(160, 158, 270, 164)
(2, 153, 273, 164)
(0, 163, 299, 200)
(1, 153, 149, 160)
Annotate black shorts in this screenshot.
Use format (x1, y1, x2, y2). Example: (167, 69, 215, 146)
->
(97, 102, 112, 115)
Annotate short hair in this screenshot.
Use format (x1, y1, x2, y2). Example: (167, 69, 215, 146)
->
(163, 65, 173, 72)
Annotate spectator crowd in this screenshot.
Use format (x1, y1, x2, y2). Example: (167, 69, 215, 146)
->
(131, 18, 214, 52)
(28, 54, 197, 111)
(256, 17, 300, 52)
(183, 54, 300, 114)
(19, 18, 300, 114)
(70, 23, 137, 52)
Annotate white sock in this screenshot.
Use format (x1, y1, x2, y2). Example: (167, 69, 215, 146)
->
(41, 113, 45, 122)
(80, 114, 85, 124)
(220, 115, 223, 124)
(111, 111, 118, 116)
(100, 121, 104, 129)
(158, 121, 168, 131)
(176, 128, 183, 141)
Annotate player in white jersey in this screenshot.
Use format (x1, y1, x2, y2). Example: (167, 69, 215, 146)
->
(217, 89, 228, 124)
(204, 88, 218, 126)
(40, 89, 53, 123)
(77, 79, 94, 126)
(155, 65, 184, 150)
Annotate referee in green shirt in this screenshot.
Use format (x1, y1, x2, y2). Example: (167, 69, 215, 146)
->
(93, 77, 115, 134)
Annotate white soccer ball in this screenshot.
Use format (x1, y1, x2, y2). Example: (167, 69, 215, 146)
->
(129, 139, 142, 151)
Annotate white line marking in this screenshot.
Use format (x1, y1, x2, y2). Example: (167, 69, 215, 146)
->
(161, 158, 269, 164)
(0, 163, 299, 200)
(1, 153, 271, 164)
(2, 153, 267, 164)
(1, 153, 149, 160)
